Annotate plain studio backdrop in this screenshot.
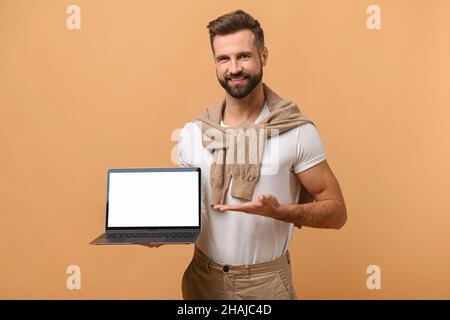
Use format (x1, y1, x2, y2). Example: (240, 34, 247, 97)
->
(0, 0, 449, 299)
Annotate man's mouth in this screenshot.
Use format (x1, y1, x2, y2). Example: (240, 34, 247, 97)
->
(228, 76, 248, 85)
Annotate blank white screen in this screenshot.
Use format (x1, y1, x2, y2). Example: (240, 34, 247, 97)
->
(107, 171, 199, 227)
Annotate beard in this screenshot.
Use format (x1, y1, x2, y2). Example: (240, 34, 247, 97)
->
(217, 66, 263, 99)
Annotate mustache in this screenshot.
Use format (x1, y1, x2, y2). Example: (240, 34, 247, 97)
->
(225, 73, 250, 80)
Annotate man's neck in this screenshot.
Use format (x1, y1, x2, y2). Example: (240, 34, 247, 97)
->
(222, 82, 265, 127)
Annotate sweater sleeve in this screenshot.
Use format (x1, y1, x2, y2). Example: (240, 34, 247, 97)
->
(292, 122, 327, 173)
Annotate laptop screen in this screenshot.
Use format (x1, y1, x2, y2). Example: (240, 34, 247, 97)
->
(106, 169, 200, 228)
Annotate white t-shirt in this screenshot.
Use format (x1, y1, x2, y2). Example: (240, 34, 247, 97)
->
(178, 101, 327, 264)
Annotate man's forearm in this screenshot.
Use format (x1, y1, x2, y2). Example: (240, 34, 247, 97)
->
(278, 199, 347, 229)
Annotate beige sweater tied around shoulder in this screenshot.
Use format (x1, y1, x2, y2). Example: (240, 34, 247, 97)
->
(194, 83, 316, 206)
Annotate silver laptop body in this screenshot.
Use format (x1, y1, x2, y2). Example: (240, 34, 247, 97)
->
(90, 167, 201, 245)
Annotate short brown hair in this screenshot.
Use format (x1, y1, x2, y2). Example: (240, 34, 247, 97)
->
(207, 9, 265, 54)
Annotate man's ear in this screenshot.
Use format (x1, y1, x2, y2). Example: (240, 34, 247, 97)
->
(261, 47, 268, 66)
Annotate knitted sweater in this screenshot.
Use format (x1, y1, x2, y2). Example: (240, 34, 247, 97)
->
(194, 83, 315, 205)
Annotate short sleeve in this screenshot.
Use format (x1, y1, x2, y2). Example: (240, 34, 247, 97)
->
(178, 123, 193, 168)
(292, 122, 327, 173)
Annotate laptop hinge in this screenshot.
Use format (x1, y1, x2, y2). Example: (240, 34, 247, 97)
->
(106, 228, 198, 233)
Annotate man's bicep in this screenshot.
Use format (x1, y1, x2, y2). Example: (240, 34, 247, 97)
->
(295, 160, 345, 203)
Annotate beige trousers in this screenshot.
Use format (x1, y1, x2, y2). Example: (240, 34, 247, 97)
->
(181, 246, 298, 300)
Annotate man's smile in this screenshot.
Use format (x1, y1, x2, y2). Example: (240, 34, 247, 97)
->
(228, 76, 248, 85)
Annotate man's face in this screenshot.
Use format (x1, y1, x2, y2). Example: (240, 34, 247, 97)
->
(213, 29, 267, 99)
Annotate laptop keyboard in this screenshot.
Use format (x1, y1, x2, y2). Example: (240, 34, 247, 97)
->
(107, 232, 196, 240)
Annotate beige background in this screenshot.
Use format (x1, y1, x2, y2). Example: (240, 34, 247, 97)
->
(1, 0, 449, 299)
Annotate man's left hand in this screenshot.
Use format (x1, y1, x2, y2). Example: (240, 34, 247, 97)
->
(213, 194, 286, 221)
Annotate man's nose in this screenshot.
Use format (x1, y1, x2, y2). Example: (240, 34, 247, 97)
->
(229, 59, 243, 75)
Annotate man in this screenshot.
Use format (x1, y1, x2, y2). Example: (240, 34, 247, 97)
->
(149, 9, 347, 300)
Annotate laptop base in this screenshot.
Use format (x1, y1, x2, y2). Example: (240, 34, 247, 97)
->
(89, 233, 197, 245)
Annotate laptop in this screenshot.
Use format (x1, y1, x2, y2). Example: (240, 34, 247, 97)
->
(90, 167, 201, 245)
